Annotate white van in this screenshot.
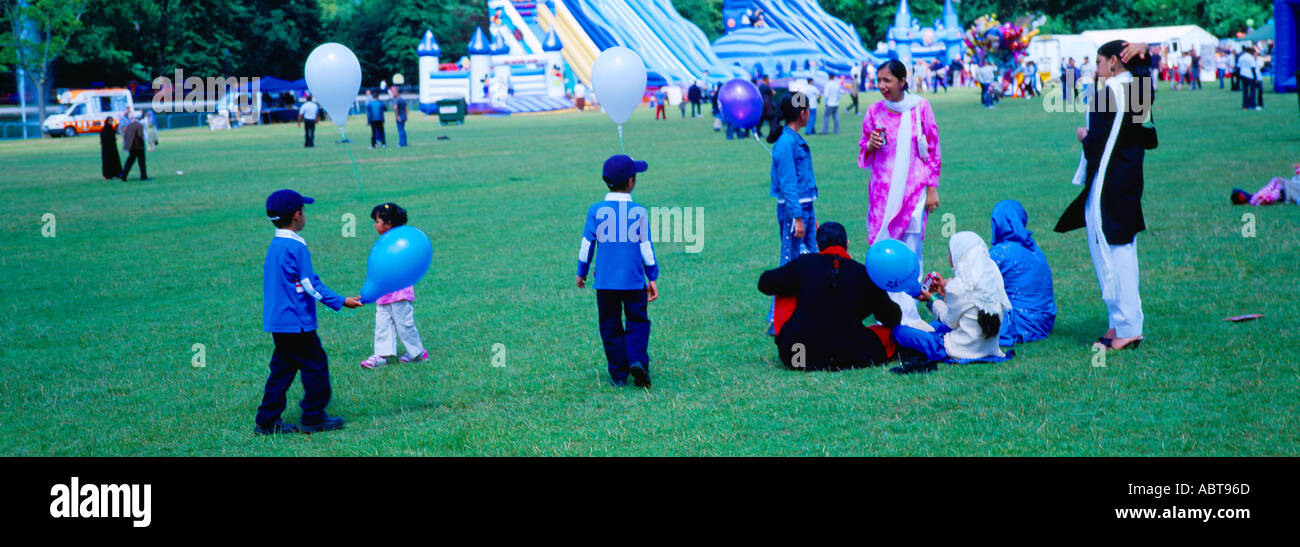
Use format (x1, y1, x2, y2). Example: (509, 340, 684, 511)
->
(1027, 35, 1099, 81)
(42, 88, 135, 137)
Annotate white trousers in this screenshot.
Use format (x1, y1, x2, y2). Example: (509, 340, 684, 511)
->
(888, 232, 925, 325)
(1085, 219, 1144, 338)
(374, 300, 426, 358)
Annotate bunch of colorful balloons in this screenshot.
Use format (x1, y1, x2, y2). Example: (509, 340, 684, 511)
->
(964, 15, 1040, 69)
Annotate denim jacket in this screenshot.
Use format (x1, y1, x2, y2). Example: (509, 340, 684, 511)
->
(769, 128, 818, 221)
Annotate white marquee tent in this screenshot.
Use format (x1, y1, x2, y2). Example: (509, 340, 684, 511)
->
(1080, 25, 1219, 56)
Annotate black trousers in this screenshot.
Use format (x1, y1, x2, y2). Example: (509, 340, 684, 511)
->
(1242, 77, 1257, 109)
(256, 330, 332, 427)
(121, 147, 146, 180)
(370, 121, 386, 146)
(596, 289, 650, 382)
(304, 120, 316, 147)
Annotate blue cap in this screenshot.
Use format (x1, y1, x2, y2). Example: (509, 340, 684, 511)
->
(602, 155, 648, 187)
(266, 189, 314, 220)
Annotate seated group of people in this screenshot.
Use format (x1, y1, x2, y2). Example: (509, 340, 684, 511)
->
(757, 200, 1056, 374)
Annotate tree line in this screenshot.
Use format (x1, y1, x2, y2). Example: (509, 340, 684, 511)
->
(3, 0, 1274, 94)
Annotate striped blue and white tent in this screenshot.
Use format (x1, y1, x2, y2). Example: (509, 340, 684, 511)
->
(711, 27, 826, 78)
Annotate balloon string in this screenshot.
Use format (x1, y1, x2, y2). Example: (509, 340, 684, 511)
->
(618, 124, 625, 154)
(753, 131, 772, 156)
(343, 127, 366, 203)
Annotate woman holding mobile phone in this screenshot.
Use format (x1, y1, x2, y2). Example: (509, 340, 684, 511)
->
(859, 59, 943, 326)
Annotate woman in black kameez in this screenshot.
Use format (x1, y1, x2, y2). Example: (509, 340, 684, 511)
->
(1054, 41, 1157, 351)
(100, 117, 122, 180)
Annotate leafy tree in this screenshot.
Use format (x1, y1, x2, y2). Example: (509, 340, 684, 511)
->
(675, 0, 723, 41)
(1, 0, 90, 124)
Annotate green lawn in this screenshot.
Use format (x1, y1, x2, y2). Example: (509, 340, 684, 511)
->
(1, 86, 1297, 456)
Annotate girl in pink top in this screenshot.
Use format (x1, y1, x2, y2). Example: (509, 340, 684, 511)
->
(361, 203, 429, 369)
(859, 60, 943, 324)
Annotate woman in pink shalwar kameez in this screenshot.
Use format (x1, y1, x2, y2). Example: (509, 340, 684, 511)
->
(859, 60, 943, 324)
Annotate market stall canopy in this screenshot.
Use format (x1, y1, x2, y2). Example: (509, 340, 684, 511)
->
(1243, 21, 1274, 41)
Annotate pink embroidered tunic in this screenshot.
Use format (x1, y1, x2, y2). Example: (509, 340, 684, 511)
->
(376, 286, 415, 305)
(858, 97, 943, 244)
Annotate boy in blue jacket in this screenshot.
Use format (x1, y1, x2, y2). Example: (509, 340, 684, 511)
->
(576, 155, 660, 388)
(257, 189, 363, 435)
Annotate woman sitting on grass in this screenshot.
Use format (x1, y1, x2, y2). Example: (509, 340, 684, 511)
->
(757, 222, 901, 371)
(891, 231, 1012, 374)
(990, 200, 1056, 347)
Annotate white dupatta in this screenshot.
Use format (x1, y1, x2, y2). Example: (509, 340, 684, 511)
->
(1071, 71, 1131, 300)
(874, 92, 930, 243)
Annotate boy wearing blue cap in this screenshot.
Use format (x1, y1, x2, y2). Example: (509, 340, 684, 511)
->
(257, 189, 363, 435)
(576, 155, 660, 388)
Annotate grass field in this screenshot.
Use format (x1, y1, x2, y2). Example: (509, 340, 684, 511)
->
(1, 85, 1297, 456)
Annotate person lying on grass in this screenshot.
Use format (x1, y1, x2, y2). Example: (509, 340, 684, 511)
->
(757, 222, 901, 371)
(891, 231, 1012, 374)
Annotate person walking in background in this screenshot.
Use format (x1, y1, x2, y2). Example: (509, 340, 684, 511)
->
(99, 116, 122, 180)
(1025, 59, 1040, 97)
(977, 60, 996, 108)
(297, 95, 319, 147)
(391, 86, 408, 147)
(1063, 57, 1079, 103)
(1211, 52, 1222, 89)
(802, 78, 820, 135)
(1238, 47, 1258, 110)
(366, 90, 387, 149)
(573, 81, 587, 111)
(930, 59, 948, 93)
(676, 83, 687, 119)
(688, 81, 702, 118)
(1080, 56, 1096, 103)
(822, 77, 842, 134)
(143, 109, 159, 151)
(1188, 52, 1202, 90)
(848, 74, 861, 115)
(653, 87, 666, 120)
(758, 75, 776, 138)
(1246, 46, 1264, 109)
(120, 111, 148, 181)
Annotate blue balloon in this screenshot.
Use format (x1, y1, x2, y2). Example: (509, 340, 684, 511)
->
(718, 78, 763, 129)
(865, 239, 921, 296)
(360, 225, 433, 303)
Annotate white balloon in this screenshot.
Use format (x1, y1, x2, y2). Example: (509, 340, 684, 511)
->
(591, 47, 647, 125)
(304, 43, 362, 129)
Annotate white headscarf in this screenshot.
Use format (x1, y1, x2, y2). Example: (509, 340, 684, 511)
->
(947, 231, 1012, 316)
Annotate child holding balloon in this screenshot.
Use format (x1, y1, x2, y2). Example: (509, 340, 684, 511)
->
(765, 93, 818, 333)
(360, 202, 429, 369)
(257, 189, 363, 435)
(576, 155, 660, 388)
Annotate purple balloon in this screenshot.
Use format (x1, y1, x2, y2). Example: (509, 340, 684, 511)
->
(718, 78, 763, 129)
